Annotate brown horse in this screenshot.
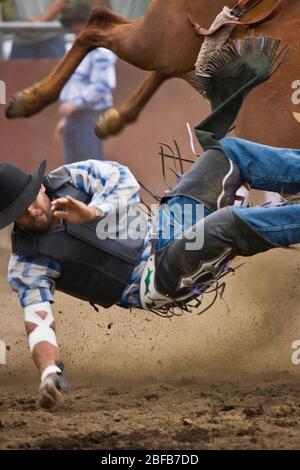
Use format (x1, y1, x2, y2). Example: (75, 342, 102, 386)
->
(5, 0, 300, 148)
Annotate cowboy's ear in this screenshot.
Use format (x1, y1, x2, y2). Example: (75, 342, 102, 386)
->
(41, 184, 46, 192)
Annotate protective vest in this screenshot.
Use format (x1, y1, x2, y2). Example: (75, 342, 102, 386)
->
(11, 167, 145, 308)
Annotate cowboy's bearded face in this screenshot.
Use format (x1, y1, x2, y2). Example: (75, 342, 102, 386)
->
(15, 185, 53, 232)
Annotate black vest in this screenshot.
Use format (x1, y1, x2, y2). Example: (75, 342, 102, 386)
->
(11, 168, 144, 308)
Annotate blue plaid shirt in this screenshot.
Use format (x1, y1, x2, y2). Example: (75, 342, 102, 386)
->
(8, 160, 152, 310)
(60, 48, 117, 112)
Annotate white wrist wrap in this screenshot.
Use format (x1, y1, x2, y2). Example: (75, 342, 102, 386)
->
(24, 302, 58, 353)
(41, 365, 62, 382)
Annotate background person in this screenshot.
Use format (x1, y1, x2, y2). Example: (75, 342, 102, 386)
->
(91, 0, 151, 19)
(55, 2, 117, 163)
(9, 0, 66, 60)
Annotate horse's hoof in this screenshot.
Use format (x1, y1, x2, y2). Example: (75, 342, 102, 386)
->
(95, 107, 125, 139)
(6, 85, 48, 119)
(6, 91, 30, 119)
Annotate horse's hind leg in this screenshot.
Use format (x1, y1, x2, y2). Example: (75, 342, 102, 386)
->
(6, 6, 131, 119)
(96, 71, 167, 138)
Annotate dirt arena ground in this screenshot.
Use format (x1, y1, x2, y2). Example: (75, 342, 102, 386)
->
(1, 228, 300, 450)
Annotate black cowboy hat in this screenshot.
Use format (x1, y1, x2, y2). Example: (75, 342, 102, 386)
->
(0, 160, 46, 229)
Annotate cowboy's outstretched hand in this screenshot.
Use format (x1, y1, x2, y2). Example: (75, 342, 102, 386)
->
(51, 196, 101, 224)
(39, 372, 70, 410)
(39, 373, 62, 410)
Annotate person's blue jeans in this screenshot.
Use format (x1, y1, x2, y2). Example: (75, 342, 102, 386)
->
(220, 137, 300, 194)
(219, 137, 300, 246)
(231, 204, 300, 246)
(157, 137, 300, 250)
(10, 35, 66, 60)
(63, 109, 103, 164)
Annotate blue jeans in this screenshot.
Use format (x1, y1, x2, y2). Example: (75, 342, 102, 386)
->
(63, 109, 103, 164)
(220, 137, 300, 194)
(220, 137, 300, 246)
(10, 35, 66, 60)
(158, 137, 300, 249)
